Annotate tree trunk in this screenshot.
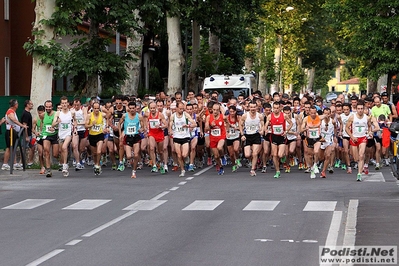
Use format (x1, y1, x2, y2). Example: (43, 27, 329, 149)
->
(121, 10, 143, 96)
(30, 0, 55, 117)
(257, 37, 267, 95)
(307, 67, 315, 92)
(83, 20, 100, 97)
(270, 35, 282, 94)
(209, 30, 220, 70)
(166, 13, 185, 95)
(367, 79, 378, 93)
(187, 20, 200, 93)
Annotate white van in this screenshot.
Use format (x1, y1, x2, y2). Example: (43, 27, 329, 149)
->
(203, 74, 256, 102)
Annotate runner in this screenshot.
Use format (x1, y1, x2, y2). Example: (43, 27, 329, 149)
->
(282, 106, 298, 173)
(42, 100, 59, 177)
(239, 101, 264, 176)
(71, 98, 87, 171)
(337, 103, 352, 173)
(147, 101, 167, 174)
(52, 96, 76, 177)
(186, 103, 200, 172)
(264, 102, 292, 178)
(226, 105, 241, 172)
(169, 102, 196, 177)
(85, 101, 107, 175)
(319, 108, 336, 178)
(205, 102, 230, 175)
(118, 101, 146, 178)
(261, 103, 272, 173)
(345, 101, 379, 181)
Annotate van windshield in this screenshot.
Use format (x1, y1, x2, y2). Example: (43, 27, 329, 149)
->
(204, 88, 250, 103)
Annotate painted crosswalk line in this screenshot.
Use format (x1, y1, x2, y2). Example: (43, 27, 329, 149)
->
(62, 199, 111, 210)
(182, 200, 224, 211)
(123, 200, 167, 211)
(303, 201, 337, 211)
(243, 201, 280, 211)
(2, 199, 55, 210)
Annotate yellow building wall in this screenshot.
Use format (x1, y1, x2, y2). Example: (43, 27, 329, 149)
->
(336, 84, 359, 94)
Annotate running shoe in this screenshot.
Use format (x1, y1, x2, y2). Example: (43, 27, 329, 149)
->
(341, 164, 347, 170)
(137, 162, 143, 170)
(232, 165, 238, 172)
(188, 164, 194, 172)
(117, 163, 125, 171)
(221, 156, 227, 166)
(172, 165, 179, 171)
(39, 167, 45, 174)
(353, 163, 358, 169)
(250, 169, 257, 176)
(112, 164, 117, 170)
(151, 165, 158, 173)
(1, 164, 10, 171)
(334, 159, 341, 168)
(131, 170, 136, 178)
(310, 170, 316, 179)
(375, 163, 380, 170)
(236, 159, 242, 167)
(261, 166, 267, 173)
(45, 169, 52, 178)
(289, 157, 295, 166)
(207, 157, 212, 166)
(304, 167, 311, 173)
(298, 163, 304, 170)
(363, 166, 369, 175)
(356, 173, 362, 182)
(13, 164, 23, 170)
(218, 167, 224, 175)
(285, 165, 291, 173)
(370, 158, 376, 166)
(383, 159, 390, 166)
(347, 167, 352, 174)
(274, 171, 281, 178)
(179, 170, 186, 177)
(320, 171, 326, 178)
(164, 165, 169, 173)
(160, 165, 165, 174)
(281, 156, 287, 163)
(72, 159, 76, 166)
(328, 166, 334, 174)
(75, 163, 84, 171)
(313, 163, 319, 174)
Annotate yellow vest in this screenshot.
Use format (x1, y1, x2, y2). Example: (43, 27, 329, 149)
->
(88, 112, 104, 135)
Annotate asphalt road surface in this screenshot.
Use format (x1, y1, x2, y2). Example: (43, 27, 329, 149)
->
(0, 162, 398, 266)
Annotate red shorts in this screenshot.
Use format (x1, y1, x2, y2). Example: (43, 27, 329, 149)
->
(210, 137, 224, 148)
(349, 136, 367, 146)
(148, 132, 165, 143)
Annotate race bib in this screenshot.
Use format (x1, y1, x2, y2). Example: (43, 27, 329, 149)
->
(308, 128, 320, 138)
(211, 128, 221, 136)
(127, 126, 137, 135)
(114, 121, 119, 127)
(175, 126, 185, 132)
(92, 125, 101, 132)
(61, 123, 69, 130)
(46, 125, 54, 133)
(246, 125, 258, 134)
(273, 125, 284, 135)
(149, 119, 160, 129)
(355, 126, 366, 134)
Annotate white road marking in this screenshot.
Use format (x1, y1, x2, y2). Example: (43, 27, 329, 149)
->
(26, 249, 64, 266)
(170, 187, 179, 191)
(281, 239, 295, 242)
(302, 240, 318, 243)
(194, 165, 213, 176)
(2, 199, 54, 210)
(65, 239, 82, 246)
(303, 201, 337, 211)
(82, 211, 136, 237)
(325, 211, 342, 246)
(254, 239, 274, 242)
(123, 200, 167, 211)
(185, 177, 194, 180)
(62, 199, 111, 210)
(363, 172, 385, 182)
(243, 200, 280, 211)
(151, 191, 169, 200)
(178, 181, 187, 185)
(182, 200, 224, 211)
(342, 199, 358, 246)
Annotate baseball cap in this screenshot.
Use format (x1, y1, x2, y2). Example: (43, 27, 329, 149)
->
(282, 93, 289, 98)
(381, 92, 388, 97)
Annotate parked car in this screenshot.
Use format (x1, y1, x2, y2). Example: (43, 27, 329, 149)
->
(326, 92, 338, 103)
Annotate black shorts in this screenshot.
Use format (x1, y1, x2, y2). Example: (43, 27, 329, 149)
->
(271, 134, 286, 146)
(37, 137, 44, 146)
(173, 137, 190, 145)
(286, 138, 296, 145)
(305, 137, 321, 148)
(373, 136, 382, 144)
(5, 129, 18, 148)
(124, 134, 141, 147)
(343, 136, 350, 141)
(226, 137, 240, 146)
(164, 128, 169, 137)
(198, 136, 205, 146)
(367, 138, 375, 147)
(264, 133, 271, 142)
(43, 134, 58, 145)
(88, 133, 104, 147)
(77, 130, 87, 140)
(244, 133, 261, 146)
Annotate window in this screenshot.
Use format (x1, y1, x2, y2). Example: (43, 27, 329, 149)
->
(4, 0, 9, 20)
(5, 57, 10, 96)
(331, 86, 335, 92)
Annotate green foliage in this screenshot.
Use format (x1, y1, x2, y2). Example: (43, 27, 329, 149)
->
(195, 40, 235, 76)
(149, 67, 164, 92)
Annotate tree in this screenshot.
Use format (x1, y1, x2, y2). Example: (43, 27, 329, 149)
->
(325, 0, 399, 94)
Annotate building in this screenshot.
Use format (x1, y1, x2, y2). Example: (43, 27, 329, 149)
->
(0, 0, 35, 96)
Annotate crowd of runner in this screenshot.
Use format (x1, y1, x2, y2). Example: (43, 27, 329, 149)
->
(2, 90, 398, 181)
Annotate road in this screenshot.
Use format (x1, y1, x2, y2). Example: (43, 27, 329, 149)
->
(0, 162, 398, 266)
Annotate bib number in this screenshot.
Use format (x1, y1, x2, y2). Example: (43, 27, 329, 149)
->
(46, 125, 54, 133)
(150, 119, 160, 129)
(127, 126, 137, 135)
(273, 125, 283, 135)
(211, 128, 221, 137)
(309, 128, 319, 138)
(92, 125, 101, 132)
(61, 123, 69, 130)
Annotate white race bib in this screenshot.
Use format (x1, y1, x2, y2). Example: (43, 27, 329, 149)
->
(308, 128, 320, 138)
(211, 128, 221, 137)
(273, 125, 284, 135)
(127, 126, 137, 135)
(149, 119, 160, 129)
(46, 125, 54, 133)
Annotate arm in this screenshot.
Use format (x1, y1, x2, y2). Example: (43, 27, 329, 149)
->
(345, 116, 355, 140)
(258, 114, 264, 136)
(118, 114, 125, 135)
(51, 111, 60, 127)
(284, 114, 293, 134)
(239, 114, 247, 136)
(204, 116, 211, 133)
